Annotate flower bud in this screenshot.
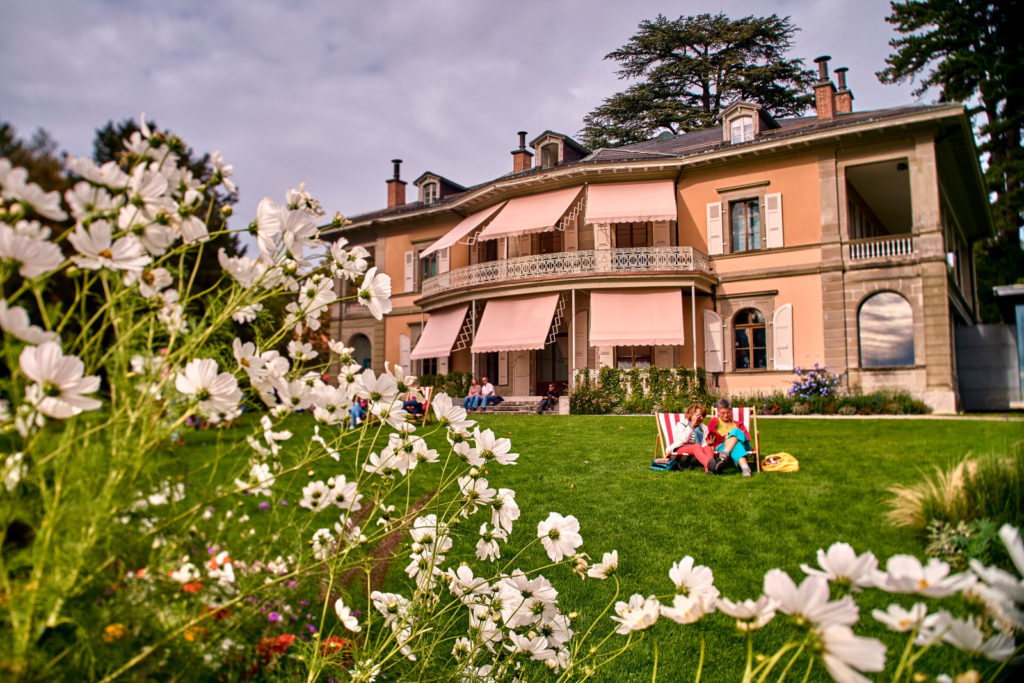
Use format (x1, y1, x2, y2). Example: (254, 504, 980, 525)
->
(220, 205, 233, 217)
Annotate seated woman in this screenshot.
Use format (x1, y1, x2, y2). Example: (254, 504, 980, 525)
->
(349, 398, 368, 429)
(654, 404, 715, 471)
(463, 377, 482, 411)
(402, 391, 425, 416)
(705, 397, 754, 478)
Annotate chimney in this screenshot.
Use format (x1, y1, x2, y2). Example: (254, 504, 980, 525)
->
(386, 158, 406, 208)
(813, 55, 836, 120)
(511, 131, 533, 173)
(834, 67, 854, 114)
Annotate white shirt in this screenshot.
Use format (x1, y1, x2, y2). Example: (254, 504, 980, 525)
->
(667, 418, 703, 452)
(481, 382, 495, 396)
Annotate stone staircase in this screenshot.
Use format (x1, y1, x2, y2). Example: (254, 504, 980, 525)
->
(469, 396, 568, 415)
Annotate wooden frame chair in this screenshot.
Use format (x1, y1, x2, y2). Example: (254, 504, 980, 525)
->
(655, 407, 761, 472)
(408, 386, 434, 425)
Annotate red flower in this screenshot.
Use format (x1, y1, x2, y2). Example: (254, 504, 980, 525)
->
(320, 635, 353, 667)
(256, 633, 295, 659)
(182, 582, 203, 594)
(201, 604, 232, 621)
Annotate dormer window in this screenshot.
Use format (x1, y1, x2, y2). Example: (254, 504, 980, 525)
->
(422, 181, 438, 204)
(730, 116, 754, 144)
(541, 143, 559, 169)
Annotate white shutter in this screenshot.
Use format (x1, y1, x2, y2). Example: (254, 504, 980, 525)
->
(403, 250, 415, 292)
(653, 220, 671, 247)
(574, 310, 588, 374)
(512, 350, 531, 394)
(518, 234, 530, 258)
(597, 346, 614, 368)
(765, 193, 784, 249)
(501, 238, 510, 260)
(706, 203, 723, 255)
(594, 223, 611, 250)
(399, 334, 411, 370)
(654, 346, 673, 368)
(438, 356, 449, 374)
(438, 247, 449, 274)
(773, 303, 794, 371)
(498, 351, 508, 385)
(704, 309, 724, 372)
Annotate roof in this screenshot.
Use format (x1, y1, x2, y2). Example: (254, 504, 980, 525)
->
(336, 103, 966, 232)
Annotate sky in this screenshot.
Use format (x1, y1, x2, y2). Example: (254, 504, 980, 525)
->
(2, 0, 923, 243)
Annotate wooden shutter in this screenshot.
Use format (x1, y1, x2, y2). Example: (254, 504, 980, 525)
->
(773, 303, 794, 371)
(438, 247, 449, 274)
(706, 203, 723, 255)
(403, 250, 415, 292)
(564, 217, 578, 252)
(574, 309, 588, 376)
(653, 220, 671, 247)
(594, 223, 611, 250)
(512, 350, 531, 395)
(597, 346, 613, 368)
(517, 234, 529, 258)
(438, 356, 449, 374)
(654, 346, 673, 368)
(498, 351, 508, 385)
(399, 334, 410, 370)
(704, 309, 724, 372)
(765, 193, 784, 249)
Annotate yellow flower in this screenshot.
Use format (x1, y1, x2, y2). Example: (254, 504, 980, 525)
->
(102, 623, 127, 642)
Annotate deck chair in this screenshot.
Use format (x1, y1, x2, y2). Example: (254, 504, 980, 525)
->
(723, 406, 761, 472)
(653, 412, 687, 461)
(407, 386, 434, 425)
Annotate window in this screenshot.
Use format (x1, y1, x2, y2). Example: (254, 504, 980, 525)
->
(615, 346, 652, 369)
(533, 230, 562, 255)
(730, 116, 754, 143)
(349, 333, 372, 369)
(421, 253, 438, 285)
(613, 222, 651, 248)
(480, 239, 498, 263)
(419, 357, 438, 375)
(859, 292, 914, 367)
(730, 199, 761, 252)
(422, 182, 438, 204)
(541, 143, 559, 169)
(733, 309, 767, 370)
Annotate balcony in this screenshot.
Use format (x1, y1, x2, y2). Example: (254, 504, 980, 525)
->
(848, 234, 913, 262)
(422, 246, 711, 297)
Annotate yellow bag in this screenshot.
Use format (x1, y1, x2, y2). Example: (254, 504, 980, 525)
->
(762, 452, 799, 472)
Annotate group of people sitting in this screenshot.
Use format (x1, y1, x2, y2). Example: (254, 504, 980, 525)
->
(462, 376, 501, 411)
(654, 398, 755, 478)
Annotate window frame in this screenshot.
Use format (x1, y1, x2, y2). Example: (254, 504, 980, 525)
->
(729, 198, 763, 253)
(713, 182, 770, 255)
(857, 291, 915, 368)
(732, 308, 768, 371)
(614, 345, 652, 370)
(729, 115, 754, 143)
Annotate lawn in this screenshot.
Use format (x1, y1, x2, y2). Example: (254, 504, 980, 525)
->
(177, 414, 1023, 681)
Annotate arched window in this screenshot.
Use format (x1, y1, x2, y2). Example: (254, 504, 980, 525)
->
(733, 309, 767, 370)
(349, 333, 372, 369)
(859, 292, 914, 367)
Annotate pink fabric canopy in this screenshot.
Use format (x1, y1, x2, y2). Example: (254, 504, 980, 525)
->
(410, 304, 469, 360)
(584, 180, 677, 224)
(419, 203, 507, 258)
(476, 186, 583, 241)
(470, 293, 560, 353)
(589, 289, 685, 346)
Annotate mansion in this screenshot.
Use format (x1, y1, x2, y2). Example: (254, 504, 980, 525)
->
(327, 58, 992, 414)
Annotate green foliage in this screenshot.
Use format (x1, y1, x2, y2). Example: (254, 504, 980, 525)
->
(926, 518, 1007, 571)
(570, 366, 714, 414)
(417, 370, 472, 398)
(740, 390, 930, 416)
(580, 12, 814, 148)
(878, 0, 1023, 322)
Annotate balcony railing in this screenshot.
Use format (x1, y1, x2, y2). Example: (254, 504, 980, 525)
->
(848, 234, 914, 262)
(422, 246, 711, 297)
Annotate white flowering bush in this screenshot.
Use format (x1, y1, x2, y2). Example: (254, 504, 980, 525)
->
(1, 122, 1021, 681)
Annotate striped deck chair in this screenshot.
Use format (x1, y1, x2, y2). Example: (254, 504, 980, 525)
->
(653, 412, 686, 462)
(408, 386, 434, 425)
(709, 406, 762, 472)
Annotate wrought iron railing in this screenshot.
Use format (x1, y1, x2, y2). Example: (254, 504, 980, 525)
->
(422, 246, 711, 296)
(848, 234, 914, 261)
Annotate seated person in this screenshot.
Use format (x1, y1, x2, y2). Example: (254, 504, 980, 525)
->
(705, 397, 754, 478)
(349, 398, 367, 428)
(654, 404, 715, 471)
(536, 383, 559, 414)
(479, 376, 501, 408)
(463, 377, 482, 411)
(402, 391, 425, 416)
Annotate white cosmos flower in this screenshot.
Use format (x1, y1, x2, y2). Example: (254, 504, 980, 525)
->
(717, 595, 777, 631)
(0, 222, 64, 278)
(670, 556, 718, 598)
(3, 452, 27, 491)
(800, 542, 882, 591)
(611, 594, 660, 635)
(1, 167, 67, 221)
(537, 512, 583, 562)
(357, 266, 392, 320)
(354, 368, 399, 404)
(814, 624, 886, 683)
(879, 555, 976, 597)
(587, 550, 619, 579)
(660, 591, 716, 624)
(124, 266, 173, 299)
(66, 156, 129, 190)
(287, 340, 317, 361)
(476, 522, 507, 562)
(473, 427, 518, 465)
(458, 475, 496, 516)
(1001, 524, 1024, 576)
(763, 569, 859, 627)
(334, 598, 361, 632)
(19, 342, 101, 418)
(232, 303, 263, 324)
(430, 393, 475, 432)
(211, 151, 236, 193)
(126, 164, 174, 220)
(872, 602, 930, 633)
(0, 300, 58, 344)
(234, 462, 276, 496)
(64, 181, 118, 221)
(941, 617, 1015, 661)
(454, 441, 485, 467)
(68, 220, 151, 273)
(175, 358, 242, 422)
(491, 487, 520, 534)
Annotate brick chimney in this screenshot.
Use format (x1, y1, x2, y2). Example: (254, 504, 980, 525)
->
(834, 67, 854, 114)
(511, 131, 533, 173)
(386, 159, 406, 208)
(813, 55, 836, 120)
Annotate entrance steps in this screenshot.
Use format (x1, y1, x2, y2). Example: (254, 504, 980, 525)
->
(467, 396, 569, 415)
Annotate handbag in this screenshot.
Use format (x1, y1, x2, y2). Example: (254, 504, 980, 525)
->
(761, 452, 799, 472)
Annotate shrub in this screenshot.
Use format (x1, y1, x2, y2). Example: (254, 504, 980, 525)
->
(788, 364, 846, 400)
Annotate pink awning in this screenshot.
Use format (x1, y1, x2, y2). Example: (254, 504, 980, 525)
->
(410, 304, 468, 360)
(476, 186, 583, 241)
(584, 180, 677, 224)
(420, 203, 507, 258)
(470, 293, 560, 353)
(590, 289, 684, 346)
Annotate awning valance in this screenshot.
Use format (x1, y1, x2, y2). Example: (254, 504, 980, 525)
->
(589, 289, 684, 347)
(584, 180, 677, 224)
(470, 293, 560, 353)
(410, 304, 468, 360)
(476, 186, 583, 241)
(419, 203, 506, 259)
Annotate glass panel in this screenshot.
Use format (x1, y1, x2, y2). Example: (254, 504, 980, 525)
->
(735, 350, 750, 369)
(734, 329, 750, 347)
(748, 202, 761, 249)
(731, 203, 747, 252)
(859, 292, 914, 367)
(754, 348, 767, 368)
(753, 327, 766, 347)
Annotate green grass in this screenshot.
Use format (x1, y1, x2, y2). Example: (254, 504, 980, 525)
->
(175, 414, 1023, 681)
